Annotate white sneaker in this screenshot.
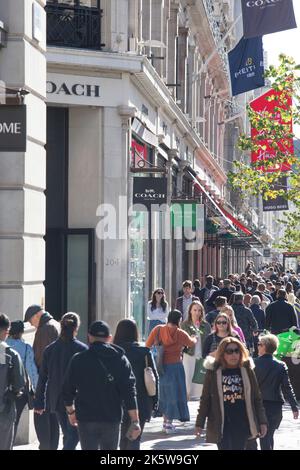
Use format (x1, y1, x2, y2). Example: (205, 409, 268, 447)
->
(164, 424, 177, 434)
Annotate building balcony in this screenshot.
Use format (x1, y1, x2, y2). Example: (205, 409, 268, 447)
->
(46, 3, 103, 50)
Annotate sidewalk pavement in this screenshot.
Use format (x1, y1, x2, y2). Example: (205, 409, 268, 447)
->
(14, 402, 300, 451)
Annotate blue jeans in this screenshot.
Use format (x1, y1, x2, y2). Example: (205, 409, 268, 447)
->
(56, 398, 79, 450)
(148, 320, 166, 336)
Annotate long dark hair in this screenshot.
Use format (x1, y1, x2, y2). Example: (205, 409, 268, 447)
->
(60, 312, 80, 341)
(286, 282, 294, 294)
(113, 318, 139, 345)
(150, 288, 167, 311)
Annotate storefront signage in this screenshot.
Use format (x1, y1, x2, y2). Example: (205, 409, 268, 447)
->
(47, 73, 125, 107)
(133, 177, 167, 209)
(47, 81, 100, 98)
(263, 248, 271, 257)
(262, 176, 289, 212)
(0, 105, 26, 152)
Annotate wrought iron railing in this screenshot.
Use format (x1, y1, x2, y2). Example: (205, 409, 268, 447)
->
(202, 0, 229, 78)
(46, 3, 104, 50)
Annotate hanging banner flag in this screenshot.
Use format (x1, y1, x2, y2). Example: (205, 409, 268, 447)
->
(262, 176, 289, 211)
(242, 0, 297, 39)
(250, 88, 294, 172)
(228, 36, 265, 96)
(133, 177, 167, 209)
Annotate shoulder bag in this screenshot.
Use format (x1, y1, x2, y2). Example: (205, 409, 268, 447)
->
(154, 327, 164, 376)
(144, 355, 156, 397)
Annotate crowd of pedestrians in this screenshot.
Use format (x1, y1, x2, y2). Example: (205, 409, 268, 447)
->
(0, 262, 299, 450)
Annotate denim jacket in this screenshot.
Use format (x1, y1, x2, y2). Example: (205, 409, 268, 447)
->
(6, 338, 39, 391)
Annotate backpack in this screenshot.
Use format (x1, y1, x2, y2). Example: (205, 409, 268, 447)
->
(0, 344, 13, 413)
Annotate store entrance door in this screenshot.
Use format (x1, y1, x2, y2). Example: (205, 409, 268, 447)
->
(45, 229, 95, 343)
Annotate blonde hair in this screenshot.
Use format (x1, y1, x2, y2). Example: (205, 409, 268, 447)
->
(221, 306, 238, 327)
(215, 337, 250, 368)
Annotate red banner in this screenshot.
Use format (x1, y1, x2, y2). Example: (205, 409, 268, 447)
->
(131, 139, 148, 168)
(250, 89, 293, 172)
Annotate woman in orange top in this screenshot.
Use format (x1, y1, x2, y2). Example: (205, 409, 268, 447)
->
(146, 310, 196, 433)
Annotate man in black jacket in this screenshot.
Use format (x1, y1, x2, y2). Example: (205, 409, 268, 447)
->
(34, 312, 88, 450)
(197, 275, 218, 312)
(266, 289, 299, 335)
(232, 292, 258, 349)
(206, 279, 235, 310)
(63, 320, 140, 450)
(252, 334, 299, 450)
(0, 313, 25, 450)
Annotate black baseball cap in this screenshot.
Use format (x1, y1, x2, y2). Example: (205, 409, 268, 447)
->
(88, 320, 110, 338)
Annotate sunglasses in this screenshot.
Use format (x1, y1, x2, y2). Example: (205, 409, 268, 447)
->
(225, 347, 240, 355)
(216, 320, 228, 325)
(156, 291, 164, 295)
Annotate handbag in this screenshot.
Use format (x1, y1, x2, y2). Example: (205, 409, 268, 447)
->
(144, 355, 156, 397)
(154, 327, 164, 376)
(192, 358, 206, 385)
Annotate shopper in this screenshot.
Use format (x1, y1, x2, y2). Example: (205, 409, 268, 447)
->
(202, 313, 239, 359)
(63, 320, 140, 450)
(181, 301, 211, 399)
(147, 288, 169, 334)
(146, 310, 196, 433)
(6, 320, 38, 442)
(0, 314, 26, 450)
(34, 313, 88, 450)
(253, 334, 298, 450)
(113, 318, 159, 450)
(175, 281, 200, 321)
(195, 337, 267, 450)
(24, 304, 60, 450)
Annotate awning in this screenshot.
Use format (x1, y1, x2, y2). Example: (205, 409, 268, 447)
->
(186, 169, 237, 234)
(217, 205, 253, 236)
(132, 118, 158, 147)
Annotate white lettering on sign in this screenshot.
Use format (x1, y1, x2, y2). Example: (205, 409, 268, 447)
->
(0, 122, 22, 134)
(246, 0, 281, 7)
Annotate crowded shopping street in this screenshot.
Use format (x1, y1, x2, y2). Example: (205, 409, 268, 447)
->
(1, 0, 300, 455)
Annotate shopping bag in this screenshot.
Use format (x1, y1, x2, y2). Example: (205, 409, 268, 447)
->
(192, 358, 206, 384)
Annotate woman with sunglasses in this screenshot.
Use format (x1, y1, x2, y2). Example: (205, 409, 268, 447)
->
(195, 337, 268, 450)
(221, 306, 246, 344)
(147, 288, 169, 335)
(202, 313, 239, 359)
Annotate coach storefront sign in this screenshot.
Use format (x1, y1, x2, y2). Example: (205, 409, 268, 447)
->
(133, 177, 167, 210)
(0, 105, 26, 152)
(47, 73, 125, 107)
